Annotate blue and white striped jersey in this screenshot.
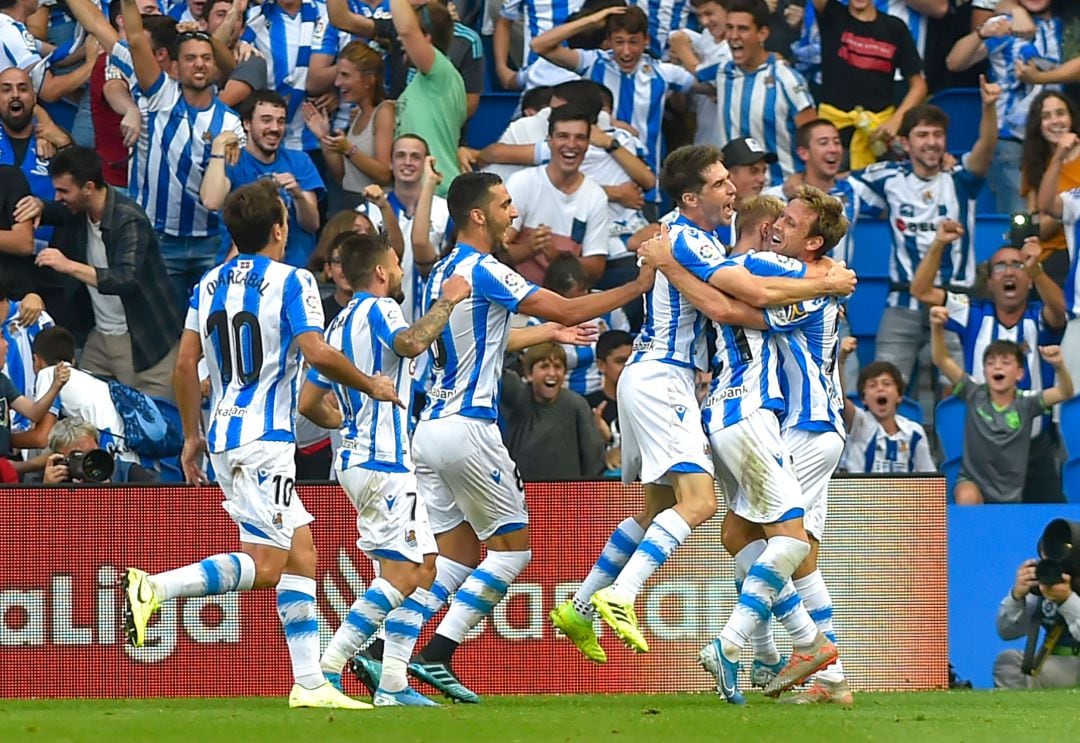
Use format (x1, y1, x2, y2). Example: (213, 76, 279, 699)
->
(0, 15, 47, 90)
(767, 294, 845, 435)
(630, 213, 728, 371)
(851, 156, 983, 310)
(984, 15, 1063, 139)
(701, 251, 805, 434)
(309, 293, 413, 473)
(500, 0, 585, 68)
(186, 255, 325, 453)
(420, 244, 540, 421)
(1059, 188, 1080, 320)
(879, 0, 928, 62)
(633, 0, 693, 58)
(242, 0, 336, 151)
(841, 407, 934, 473)
(135, 75, 245, 238)
(2, 299, 53, 432)
(576, 49, 695, 189)
(696, 54, 815, 183)
(525, 305, 630, 395)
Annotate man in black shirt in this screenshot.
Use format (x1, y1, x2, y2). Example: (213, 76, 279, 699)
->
(0, 165, 35, 299)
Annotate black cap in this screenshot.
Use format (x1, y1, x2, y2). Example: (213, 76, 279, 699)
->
(721, 137, 779, 167)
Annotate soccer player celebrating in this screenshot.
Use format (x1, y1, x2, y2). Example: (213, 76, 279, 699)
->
(551, 145, 854, 665)
(298, 232, 471, 707)
(123, 180, 402, 710)
(393, 171, 654, 703)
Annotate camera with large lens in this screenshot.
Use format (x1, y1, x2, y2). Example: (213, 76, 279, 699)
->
(65, 449, 115, 483)
(1009, 213, 1039, 249)
(1035, 519, 1080, 590)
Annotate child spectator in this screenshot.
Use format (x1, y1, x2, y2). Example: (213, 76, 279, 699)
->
(501, 342, 605, 481)
(586, 329, 633, 476)
(838, 337, 935, 474)
(930, 306, 1074, 504)
(0, 333, 69, 482)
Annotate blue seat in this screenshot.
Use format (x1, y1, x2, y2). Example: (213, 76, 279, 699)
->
(1062, 459, 1080, 503)
(941, 458, 961, 503)
(851, 219, 891, 279)
(465, 92, 520, 149)
(854, 336, 876, 368)
(975, 183, 997, 216)
(935, 396, 966, 463)
(1059, 397, 1080, 460)
(974, 214, 1011, 265)
(931, 88, 981, 154)
(846, 278, 889, 338)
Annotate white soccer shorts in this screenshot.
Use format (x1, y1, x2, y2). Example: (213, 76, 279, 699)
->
(412, 416, 528, 541)
(337, 467, 437, 564)
(618, 360, 713, 486)
(211, 440, 313, 551)
(709, 408, 804, 525)
(784, 428, 844, 541)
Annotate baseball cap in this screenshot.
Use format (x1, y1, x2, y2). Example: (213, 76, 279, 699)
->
(721, 137, 779, 167)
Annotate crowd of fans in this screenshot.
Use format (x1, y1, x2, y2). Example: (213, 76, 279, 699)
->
(0, 0, 1078, 503)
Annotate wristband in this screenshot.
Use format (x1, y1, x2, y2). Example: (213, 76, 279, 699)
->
(210, 154, 225, 159)
(346, 144, 359, 159)
(605, 139, 621, 153)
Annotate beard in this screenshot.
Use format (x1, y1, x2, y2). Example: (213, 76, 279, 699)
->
(0, 107, 33, 133)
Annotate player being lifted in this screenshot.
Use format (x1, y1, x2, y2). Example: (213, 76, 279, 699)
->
(636, 187, 853, 705)
(123, 180, 402, 710)
(550, 145, 855, 662)
(297, 232, 471, 706)
(369, 171, 653, 704)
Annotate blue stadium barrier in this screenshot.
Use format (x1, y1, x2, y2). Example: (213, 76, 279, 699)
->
(1064, 459, 1080, 503)
(975, 182, 997, 216)
(851, 218, 891, 279)
(846, 392, 924, 424)
(931, 87, 981, 154)
(974, 214, 1011, 264)
(1057, 396, 1080, 461)
(846, 278, 889, 338)
(466, 92, 520, 149)
(935, 396, 966, 463)
(941, 458, 960, 502)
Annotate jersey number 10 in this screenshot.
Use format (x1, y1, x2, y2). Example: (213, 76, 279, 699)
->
(206, 310, 265, 386)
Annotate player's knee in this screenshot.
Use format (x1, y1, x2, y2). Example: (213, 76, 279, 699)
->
(681, 492, 717, 527)
(416, 557, 437, 591)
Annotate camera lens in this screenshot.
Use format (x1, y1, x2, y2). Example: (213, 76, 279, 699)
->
(1035, 558, 1063, 587)
(80, 450, 115, 483)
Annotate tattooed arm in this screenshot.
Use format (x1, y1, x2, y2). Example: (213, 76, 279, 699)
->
(392, 275, 472, 358)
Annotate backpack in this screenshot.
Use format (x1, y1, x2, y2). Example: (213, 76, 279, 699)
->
(103, 378, 184, 459)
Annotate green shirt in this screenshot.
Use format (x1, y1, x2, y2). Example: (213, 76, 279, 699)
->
(395, 49, 466, 199)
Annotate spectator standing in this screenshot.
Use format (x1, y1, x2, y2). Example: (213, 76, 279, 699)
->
(202, 0, 270, 108)
(201, 89, 324, 268)
(809, 0, 926, 171)
(668, 0, 731, 147)
(586, 328, 633, 476)
(0, 283, 51, 432)
(946, 0, 1063, 214)
(0, 163, 35, 298)
(632, 0, 694, 58)
(695, 0, 817, 183)
(493, 0, 584, 93)
(0, 0, 100, 103)
(26, 147, 184, 401)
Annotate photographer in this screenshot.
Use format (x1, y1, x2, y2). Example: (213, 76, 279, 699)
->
(993, 558, 1080, 689)
(43, 418, 158, 484)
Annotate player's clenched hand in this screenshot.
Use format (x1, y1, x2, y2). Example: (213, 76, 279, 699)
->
(16, 292, 43, 326)
(440, 274, 471, 304)
(934, 220, 964, 244)
(824, 261, 857, 296)
(1011, 558, 1038, 601)
(369, 372, 405, 408)
(929, 305, 949, 328)
(636, 223, 673, 268)
(181, 436, 209, 486)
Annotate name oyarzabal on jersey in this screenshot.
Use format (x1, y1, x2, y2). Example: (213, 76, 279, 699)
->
(631, 215, 729, 371)
(420, 245, 539, 420)
(188, 256, 325, 454)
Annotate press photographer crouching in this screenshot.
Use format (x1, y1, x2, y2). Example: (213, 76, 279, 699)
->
(43, 418, 158, 484)
(994, 519, 1080, 689)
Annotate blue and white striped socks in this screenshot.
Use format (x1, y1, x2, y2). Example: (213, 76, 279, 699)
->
(321, 577, 405, 675)
(572, 517, 645, 618)
(381, 586, 443, 692)
(608, 509, 690, 604)
(434, 550, 531, 643)
(734, 540, 781, 664)
(151, 552, 256, 600)
(276, 574, 324, 689)
(794, 570, 845, 681)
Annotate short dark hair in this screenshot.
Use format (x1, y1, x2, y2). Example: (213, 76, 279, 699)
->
(48, 146, 105, 189)
(522, 85, 555, 114)
(661, 144, 725, 205)
(548, 104, 594, 136)
(0, 0, 19, 10)
(899, 104, 950, 138)
(170, 28, 213, 61)
(33, 327, 77, 365)
(543, 253, 588, 296)
(203, 0, 231, 22)
(796, 118, 839, 151)
(596, 329, 633, 361)
(144, 15, 179, 54)
(222, 180, 286, 255)
(108, 0, 123, 30)
(606, 5, 648, 36)
(983, 340, 1025, 366)
(338, 231, 392, 290)
(393, 133, 430, 156)
(725, 0, 770, 28)
(447, 172, 503, 229)
(551, 79, 607, 122)
(857, 361, 905, 399)
(416, 2, 454, 54)
(241, 89, 288, 122)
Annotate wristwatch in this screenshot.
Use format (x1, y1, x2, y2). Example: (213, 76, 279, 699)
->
(605, 139, 621, 154)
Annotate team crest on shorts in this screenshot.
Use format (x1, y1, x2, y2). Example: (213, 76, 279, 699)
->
(273, 512, 284, 530)
(405, 529, 417, 547)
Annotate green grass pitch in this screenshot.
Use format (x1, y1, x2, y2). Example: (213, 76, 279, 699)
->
(2, 691, 1078, 742)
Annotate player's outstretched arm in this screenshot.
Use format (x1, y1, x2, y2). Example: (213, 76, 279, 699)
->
(508, 322, 598, 352)
(297, 332, 405, 408)
(173, 329, 209, 485)
(298, 380, 344, 429)
(929, 306, 964, 386)
(393, 275, 471, 358)
(518, 266, 655, 328)
(710, 262, 857, 309)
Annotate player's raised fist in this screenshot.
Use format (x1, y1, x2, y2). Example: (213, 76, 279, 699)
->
(824, 261, 857, 296)
(929, 305, 949, 328)
(934, 220, 965, 244)
(441, 274, 472, 304)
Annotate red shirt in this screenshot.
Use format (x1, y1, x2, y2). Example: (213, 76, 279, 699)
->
(89, 56, 129, 188)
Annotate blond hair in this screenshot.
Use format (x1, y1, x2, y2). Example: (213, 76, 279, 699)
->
(796, 184, 848, 253)
(735, 194, 785, 243)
